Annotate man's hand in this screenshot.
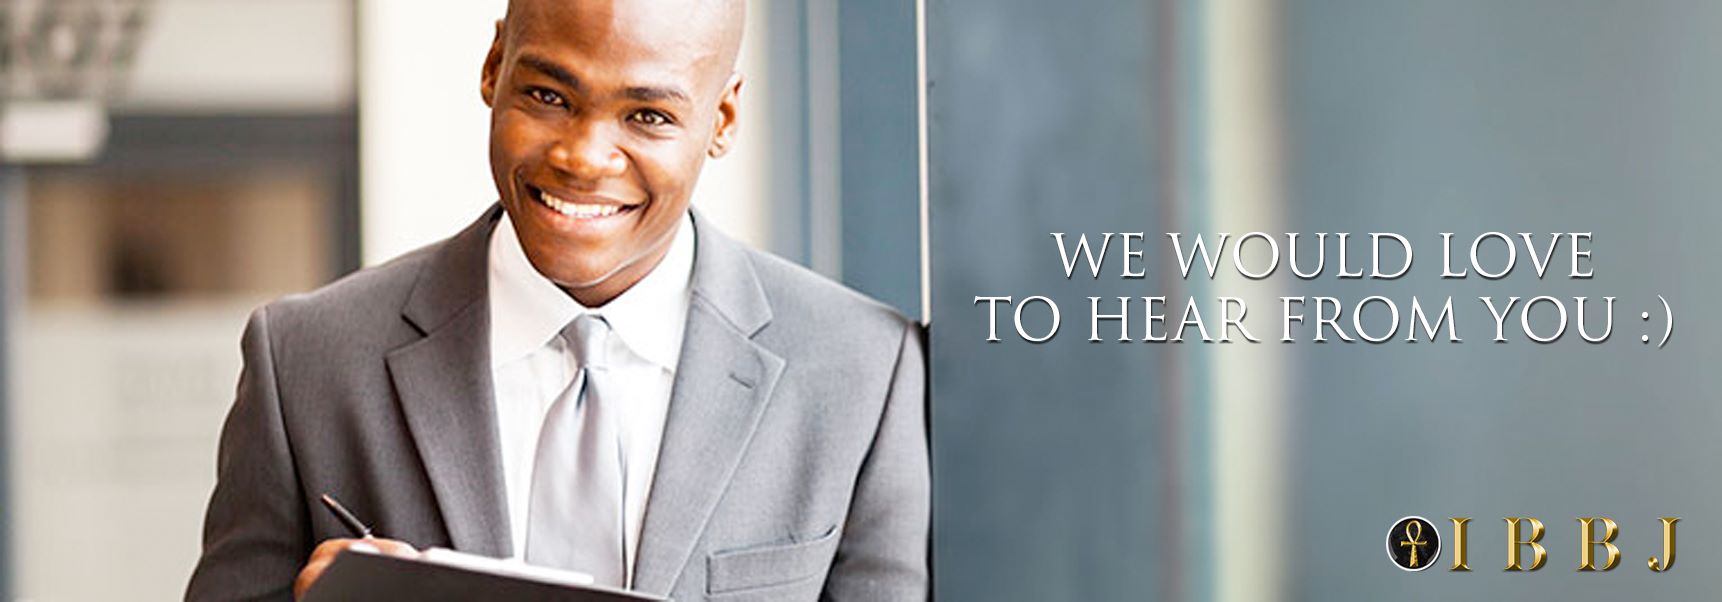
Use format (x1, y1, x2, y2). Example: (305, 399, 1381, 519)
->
(293, 537, 419, 599)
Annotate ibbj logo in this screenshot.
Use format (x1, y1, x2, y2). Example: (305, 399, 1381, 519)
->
(1385, 516, 1681, 572)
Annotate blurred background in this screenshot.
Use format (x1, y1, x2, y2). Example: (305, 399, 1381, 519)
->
(6, 0, 1722, 601)
(928, 0, 1722, 601)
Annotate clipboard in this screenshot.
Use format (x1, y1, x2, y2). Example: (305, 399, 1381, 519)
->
(302, 548, 668, 601)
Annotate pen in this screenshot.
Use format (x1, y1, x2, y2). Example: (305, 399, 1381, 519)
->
(319, 493, 375, 539)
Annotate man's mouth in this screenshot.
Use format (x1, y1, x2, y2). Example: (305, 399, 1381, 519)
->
(529, 186, 638, 220)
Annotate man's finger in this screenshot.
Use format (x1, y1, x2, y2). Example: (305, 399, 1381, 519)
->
(365, 538, 420, 558)
(295, 538, 377, 599)
(293, 554, 335, 600)
(293, 537, 421, 599)
(312, 538, 354, 556)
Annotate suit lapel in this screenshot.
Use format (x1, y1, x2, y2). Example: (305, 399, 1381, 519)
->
(379, 207, 783, 577)
(632, 212, 785, 594)
(385, 205, 512, 557)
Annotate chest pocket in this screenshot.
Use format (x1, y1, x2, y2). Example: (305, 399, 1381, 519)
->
(706, 524, 841, 595)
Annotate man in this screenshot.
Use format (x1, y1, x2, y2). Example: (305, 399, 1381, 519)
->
(185, 0, 929, 599)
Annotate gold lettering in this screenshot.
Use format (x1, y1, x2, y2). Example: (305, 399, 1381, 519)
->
(1648, 517, 1679, 572)
(1576, 517, 1620, 571)
(1505, 517, 1547, 571)
(1450, 517, 1471, 571)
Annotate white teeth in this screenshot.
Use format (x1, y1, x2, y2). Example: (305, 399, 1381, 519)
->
(538, 190, 623, 218)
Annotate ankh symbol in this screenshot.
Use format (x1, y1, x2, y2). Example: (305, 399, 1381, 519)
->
(1399, 520, 1428, 568)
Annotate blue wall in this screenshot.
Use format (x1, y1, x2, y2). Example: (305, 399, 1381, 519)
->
(1283, 2, 1722, 599)
(927, 1, 1179, 599)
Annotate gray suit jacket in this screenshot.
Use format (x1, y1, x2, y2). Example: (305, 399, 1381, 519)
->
(186, 206, 929, 601)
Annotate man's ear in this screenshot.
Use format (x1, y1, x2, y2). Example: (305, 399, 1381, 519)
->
(708, 72, 744, 159)
(480, 19, 506, 108)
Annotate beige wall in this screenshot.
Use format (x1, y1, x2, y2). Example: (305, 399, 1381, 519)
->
(120, 0, 356, 113)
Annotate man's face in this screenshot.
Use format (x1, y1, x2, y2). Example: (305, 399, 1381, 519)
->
(482, 0, 741, 306)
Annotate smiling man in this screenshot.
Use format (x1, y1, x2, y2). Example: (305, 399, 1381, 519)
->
(185, 1, 929, 600)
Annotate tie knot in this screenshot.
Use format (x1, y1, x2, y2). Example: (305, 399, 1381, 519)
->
(562, 313, 611, 368)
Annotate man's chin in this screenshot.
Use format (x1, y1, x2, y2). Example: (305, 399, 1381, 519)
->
(550, 271, 620, 293)
(522, 249, 618, 284)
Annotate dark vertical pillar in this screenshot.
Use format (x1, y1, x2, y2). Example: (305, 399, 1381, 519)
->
(764, 0, 810, 266)
(926, 1, 1174, 599)
(835, 0, 921, 318)
(0, 166, 20, 600)
(334, 112, 362, 274)
(757, 0, 922, 316)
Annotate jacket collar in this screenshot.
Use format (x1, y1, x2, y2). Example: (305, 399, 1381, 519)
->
(401, 204, 772, 340)
(389, 204, 785, 585)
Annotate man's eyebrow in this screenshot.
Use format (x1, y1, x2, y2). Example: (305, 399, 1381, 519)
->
(516, 53, 689, 106)
(624, 86, 691, 105)
(516, 54, 585, 94)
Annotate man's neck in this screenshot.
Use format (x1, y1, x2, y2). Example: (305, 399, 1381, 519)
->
(561, 241, 675, 308)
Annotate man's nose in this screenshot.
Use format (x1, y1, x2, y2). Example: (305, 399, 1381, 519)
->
(547, 120, 627, 181)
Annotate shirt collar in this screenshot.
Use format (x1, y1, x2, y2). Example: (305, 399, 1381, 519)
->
(487, 210, 695, 371)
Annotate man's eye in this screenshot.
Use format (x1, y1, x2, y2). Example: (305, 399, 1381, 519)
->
(628, 110, 673, 127)
(528, 88, 565, 107)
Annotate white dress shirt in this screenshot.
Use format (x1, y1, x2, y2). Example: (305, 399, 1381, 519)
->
(487, 211, 694, 585)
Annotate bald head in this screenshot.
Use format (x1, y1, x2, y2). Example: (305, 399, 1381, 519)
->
(503, 0, 746, 75)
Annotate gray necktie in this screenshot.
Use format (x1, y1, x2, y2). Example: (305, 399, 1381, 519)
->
(525, 314, 625, 586)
